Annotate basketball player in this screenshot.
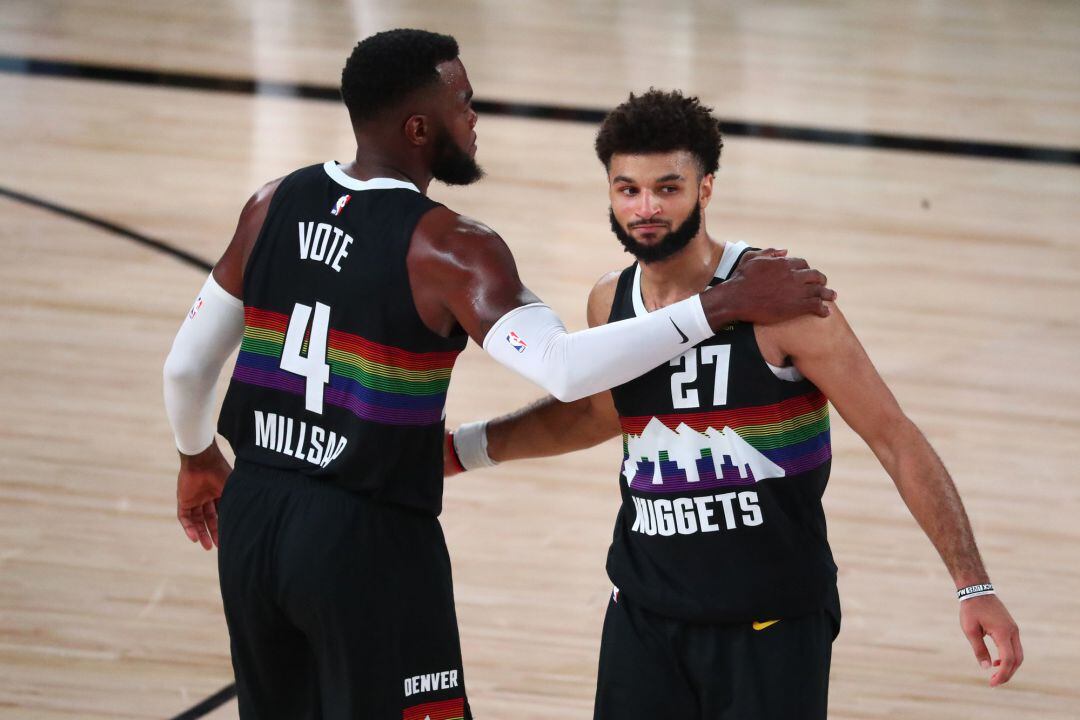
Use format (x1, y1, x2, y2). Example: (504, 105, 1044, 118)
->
(162, 32, 834, 718)
(446, 89, 1023, 719)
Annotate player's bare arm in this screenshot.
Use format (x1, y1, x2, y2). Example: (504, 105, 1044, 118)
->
(164, 178, 281, 549)
(408, 206, 541, 340)
(757, 305, 1023, 687)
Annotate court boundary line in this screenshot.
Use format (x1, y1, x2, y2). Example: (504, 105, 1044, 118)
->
(0, 185, 213, 273)
(1, 182, 233, 718)
(1, 54, 1078, 166)
(168, 684, 238, 720)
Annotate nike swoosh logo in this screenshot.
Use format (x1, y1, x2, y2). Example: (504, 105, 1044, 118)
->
(670, 318, 689, 344)
(752, 619, 781, 631)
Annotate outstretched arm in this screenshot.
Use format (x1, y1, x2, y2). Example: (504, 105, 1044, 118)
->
(762, 305, 1023, 687)
(410, 208, 836, 403)
(442, 248, 816, 473)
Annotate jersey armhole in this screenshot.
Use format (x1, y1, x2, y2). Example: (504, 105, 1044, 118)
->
(240, 168, 305, 299)
(750, 324, 808, 383)
(399, 200, 468, 342)
(724, 245, 807, 383)
(606, 264, 637, 324)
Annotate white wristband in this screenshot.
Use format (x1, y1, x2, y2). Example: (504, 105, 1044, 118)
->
(957, 583, 996, 602)
(453, 420, 497, 470)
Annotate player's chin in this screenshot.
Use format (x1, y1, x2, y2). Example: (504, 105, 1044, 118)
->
(633, 230, 668, 245)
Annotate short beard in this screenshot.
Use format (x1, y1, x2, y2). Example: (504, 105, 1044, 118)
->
(609, 202, 702, 264)
(431, 126, 484, 186)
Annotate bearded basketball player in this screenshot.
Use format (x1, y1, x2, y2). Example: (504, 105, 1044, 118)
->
(446, 89, 1022, 720)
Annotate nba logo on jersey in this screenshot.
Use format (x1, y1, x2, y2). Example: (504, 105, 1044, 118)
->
(330, 194, 352, 216)
(188, 297, 204, 319)
(506, 331, 527, 353)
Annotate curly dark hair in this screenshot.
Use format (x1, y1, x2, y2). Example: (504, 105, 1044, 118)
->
(341, 29, 459, 123)
(595, 89, 723, 175)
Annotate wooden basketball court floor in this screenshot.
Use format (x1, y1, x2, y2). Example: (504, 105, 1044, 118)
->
(1, 1, 1078, 718)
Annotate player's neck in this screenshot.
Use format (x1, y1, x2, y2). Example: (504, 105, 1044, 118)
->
(639, 231, 724, 311)
(344, 141, 431, 193)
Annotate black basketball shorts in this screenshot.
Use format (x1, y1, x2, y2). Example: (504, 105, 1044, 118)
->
(217, 462, 472, 720)
(594, 588, 838, 720)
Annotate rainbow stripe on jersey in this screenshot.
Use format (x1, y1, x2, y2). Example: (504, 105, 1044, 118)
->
(403, 698, 465, 720)
(232, 307, 459, 426)
(620, 390, 830, 493)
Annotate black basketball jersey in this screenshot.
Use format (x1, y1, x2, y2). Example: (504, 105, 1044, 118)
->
(218, 162, 468, 515)
(605, 241, 839, 622)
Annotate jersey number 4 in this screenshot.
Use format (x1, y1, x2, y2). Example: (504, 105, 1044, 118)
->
(670, 345, 731, 409)
(281, 302, 331, 414)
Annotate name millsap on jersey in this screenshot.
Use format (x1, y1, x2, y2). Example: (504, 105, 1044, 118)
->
(404, 668, 459, 698)
(297, 221, 354, 272)
(252, 410, 347, 468)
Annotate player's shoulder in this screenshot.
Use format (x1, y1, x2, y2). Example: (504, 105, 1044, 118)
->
(241, 175, 286, 217)
(590, 270, 622, 302)
(231, 175, 287, 237)
(586, 270, 623, 327)
(411, 207, 514, 276)
(758, 300, 848, 357)
(415, 206, 500, 245)
(255, 175, 285, 200)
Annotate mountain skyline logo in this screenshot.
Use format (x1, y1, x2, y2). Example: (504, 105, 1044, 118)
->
(622, 417, 785, 490)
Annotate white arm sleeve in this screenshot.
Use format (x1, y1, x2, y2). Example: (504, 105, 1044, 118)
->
(482, 297, 712, 402)
(163, 273, 244, 454)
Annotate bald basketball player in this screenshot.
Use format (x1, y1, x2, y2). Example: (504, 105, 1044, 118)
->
(446, 89, 1022, 720)
(162, 31, 834, 719)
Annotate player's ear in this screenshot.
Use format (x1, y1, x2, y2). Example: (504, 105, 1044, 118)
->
(699, 173, 714, 209)
(403, 114, 430, 147)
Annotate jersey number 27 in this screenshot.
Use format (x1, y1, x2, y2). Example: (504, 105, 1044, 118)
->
(670, 345, 731, 409)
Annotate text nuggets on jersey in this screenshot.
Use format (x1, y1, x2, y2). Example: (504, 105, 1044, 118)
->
(630, 491, 763, 536)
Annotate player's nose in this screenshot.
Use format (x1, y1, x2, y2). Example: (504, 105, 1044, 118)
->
(636, 191, 661, 219)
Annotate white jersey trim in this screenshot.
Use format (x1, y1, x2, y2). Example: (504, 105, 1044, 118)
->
(631, 240, 750, 318)
(715, 240, 750, 281)
(628, 241, 800, 381)
(323, 161, 420, 193)
(766, 361, 805, 382)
